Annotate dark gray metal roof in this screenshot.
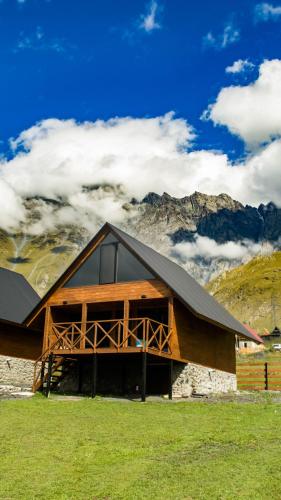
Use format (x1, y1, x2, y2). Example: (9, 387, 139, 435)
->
(0, 267, 40, 323)
(108, 224, 256, 341)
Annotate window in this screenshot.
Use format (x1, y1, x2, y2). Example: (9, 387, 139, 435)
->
(64, 232, 155, 288)
(63, 247, 100, 288)
(99, 243, 117, 284)
(117, 244, 154, 282)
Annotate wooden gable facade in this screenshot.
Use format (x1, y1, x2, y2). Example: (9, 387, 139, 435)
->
(20, 222, 256, 399)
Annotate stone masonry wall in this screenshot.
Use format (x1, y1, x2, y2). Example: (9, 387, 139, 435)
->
(172, 362, 237, 397)
(0, 355, 237, 396)
(0, 355, 34, 389)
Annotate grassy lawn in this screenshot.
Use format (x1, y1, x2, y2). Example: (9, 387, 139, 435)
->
(0, 395, 281, 499)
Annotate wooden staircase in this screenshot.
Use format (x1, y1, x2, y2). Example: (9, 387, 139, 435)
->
(33, 355, 77, 394)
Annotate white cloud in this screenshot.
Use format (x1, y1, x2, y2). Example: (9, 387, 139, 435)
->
(173, 235, 273, 262)
(1, 112, 281, 233)
(0, 179, 25, 229)
(255, 2, 281, 21)
(14, 26, 72, 54)
(139, 1, 161, 33)
(203, 23, 240, 50)
(204, 59, 281, 147)
(225, 59, 254, 74)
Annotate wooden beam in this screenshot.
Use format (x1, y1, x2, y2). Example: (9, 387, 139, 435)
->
(123, 300, 129, 348)
(43, 306, 52, 354)
(80, 303, 87, 349)
(47, 280, 171, 306)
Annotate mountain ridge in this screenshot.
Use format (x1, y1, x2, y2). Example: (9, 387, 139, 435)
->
(0, 191, 280, 314)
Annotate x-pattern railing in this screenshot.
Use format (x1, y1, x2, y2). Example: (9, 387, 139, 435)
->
(47, 317, 172, 354)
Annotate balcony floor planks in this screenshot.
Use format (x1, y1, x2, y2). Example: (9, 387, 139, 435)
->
(50, 347, 188, 363)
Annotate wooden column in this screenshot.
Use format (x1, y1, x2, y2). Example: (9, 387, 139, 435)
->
(168, 297, 177, 357)
(168, 359, 173, 400)
(40, 360, 46, 388)
(123, 300, 129, 347)
(78, 358, 83, 394)
(141, 352, 147, 402)
(45, 353, 53, 398)
(91, 354, 97, 398)
(43, 306, 52, 354)
(168, 297, 174, 330)
(81, 303, 87, 349)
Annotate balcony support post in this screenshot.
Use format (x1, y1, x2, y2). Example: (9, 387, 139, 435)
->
(45, 353, 53, 398)
(78, 358, 83, 394)
(91, 353, 97, 398)
(168, 359, 173, 400)
(141, 352, 147, 402)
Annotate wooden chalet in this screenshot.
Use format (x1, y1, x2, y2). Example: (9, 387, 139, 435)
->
(0, 223, 257, 399)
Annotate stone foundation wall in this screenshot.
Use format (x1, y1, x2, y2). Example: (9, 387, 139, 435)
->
(0, 355, 237, 397)
(172, 362, 237, 397)
(0, 355, 34, 389)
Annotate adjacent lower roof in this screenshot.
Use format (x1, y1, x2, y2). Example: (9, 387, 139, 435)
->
(242, 324, 264, 344)
(0, 267, 40, 323)
(24, 222, 256, 342)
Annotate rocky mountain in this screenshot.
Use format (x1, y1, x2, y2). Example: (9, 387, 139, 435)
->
(0, 191, 280, 308)
(139, 191, 281, 244)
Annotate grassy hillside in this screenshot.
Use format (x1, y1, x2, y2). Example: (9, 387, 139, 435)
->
(206, 251, 281, 332)
(0, 230, 85, 296)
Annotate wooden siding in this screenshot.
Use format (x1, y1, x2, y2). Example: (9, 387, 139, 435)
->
(0, 322, 43, 360)
(173, 299, 236, 374)
(47, 280, 171, 306)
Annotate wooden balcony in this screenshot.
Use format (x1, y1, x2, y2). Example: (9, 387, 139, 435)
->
(33, 317, 173, 392)
(46, 317, 172, 356)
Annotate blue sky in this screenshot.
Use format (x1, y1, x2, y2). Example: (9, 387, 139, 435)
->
(1, 0, 281, 157)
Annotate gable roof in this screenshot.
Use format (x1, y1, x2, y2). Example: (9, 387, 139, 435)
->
(0, 267, 40, 323)
(107, 224, 256, 341)
(24, 222, 256, 342)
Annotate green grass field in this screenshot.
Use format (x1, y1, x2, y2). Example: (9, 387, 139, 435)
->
(1, 394, 281, 500)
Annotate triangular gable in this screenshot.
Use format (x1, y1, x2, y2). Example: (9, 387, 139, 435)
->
(24, 223, 155, 325)
(63, 231, 155, 288)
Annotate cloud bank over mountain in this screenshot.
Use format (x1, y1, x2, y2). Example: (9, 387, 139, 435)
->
(173, 235, 273, 262)
(0, 60, 281, 233)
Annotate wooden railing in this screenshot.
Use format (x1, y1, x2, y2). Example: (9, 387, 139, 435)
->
(237, 361, 281, 391)
(47, 317, 172, 354)
(33, 318, 173, 392)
